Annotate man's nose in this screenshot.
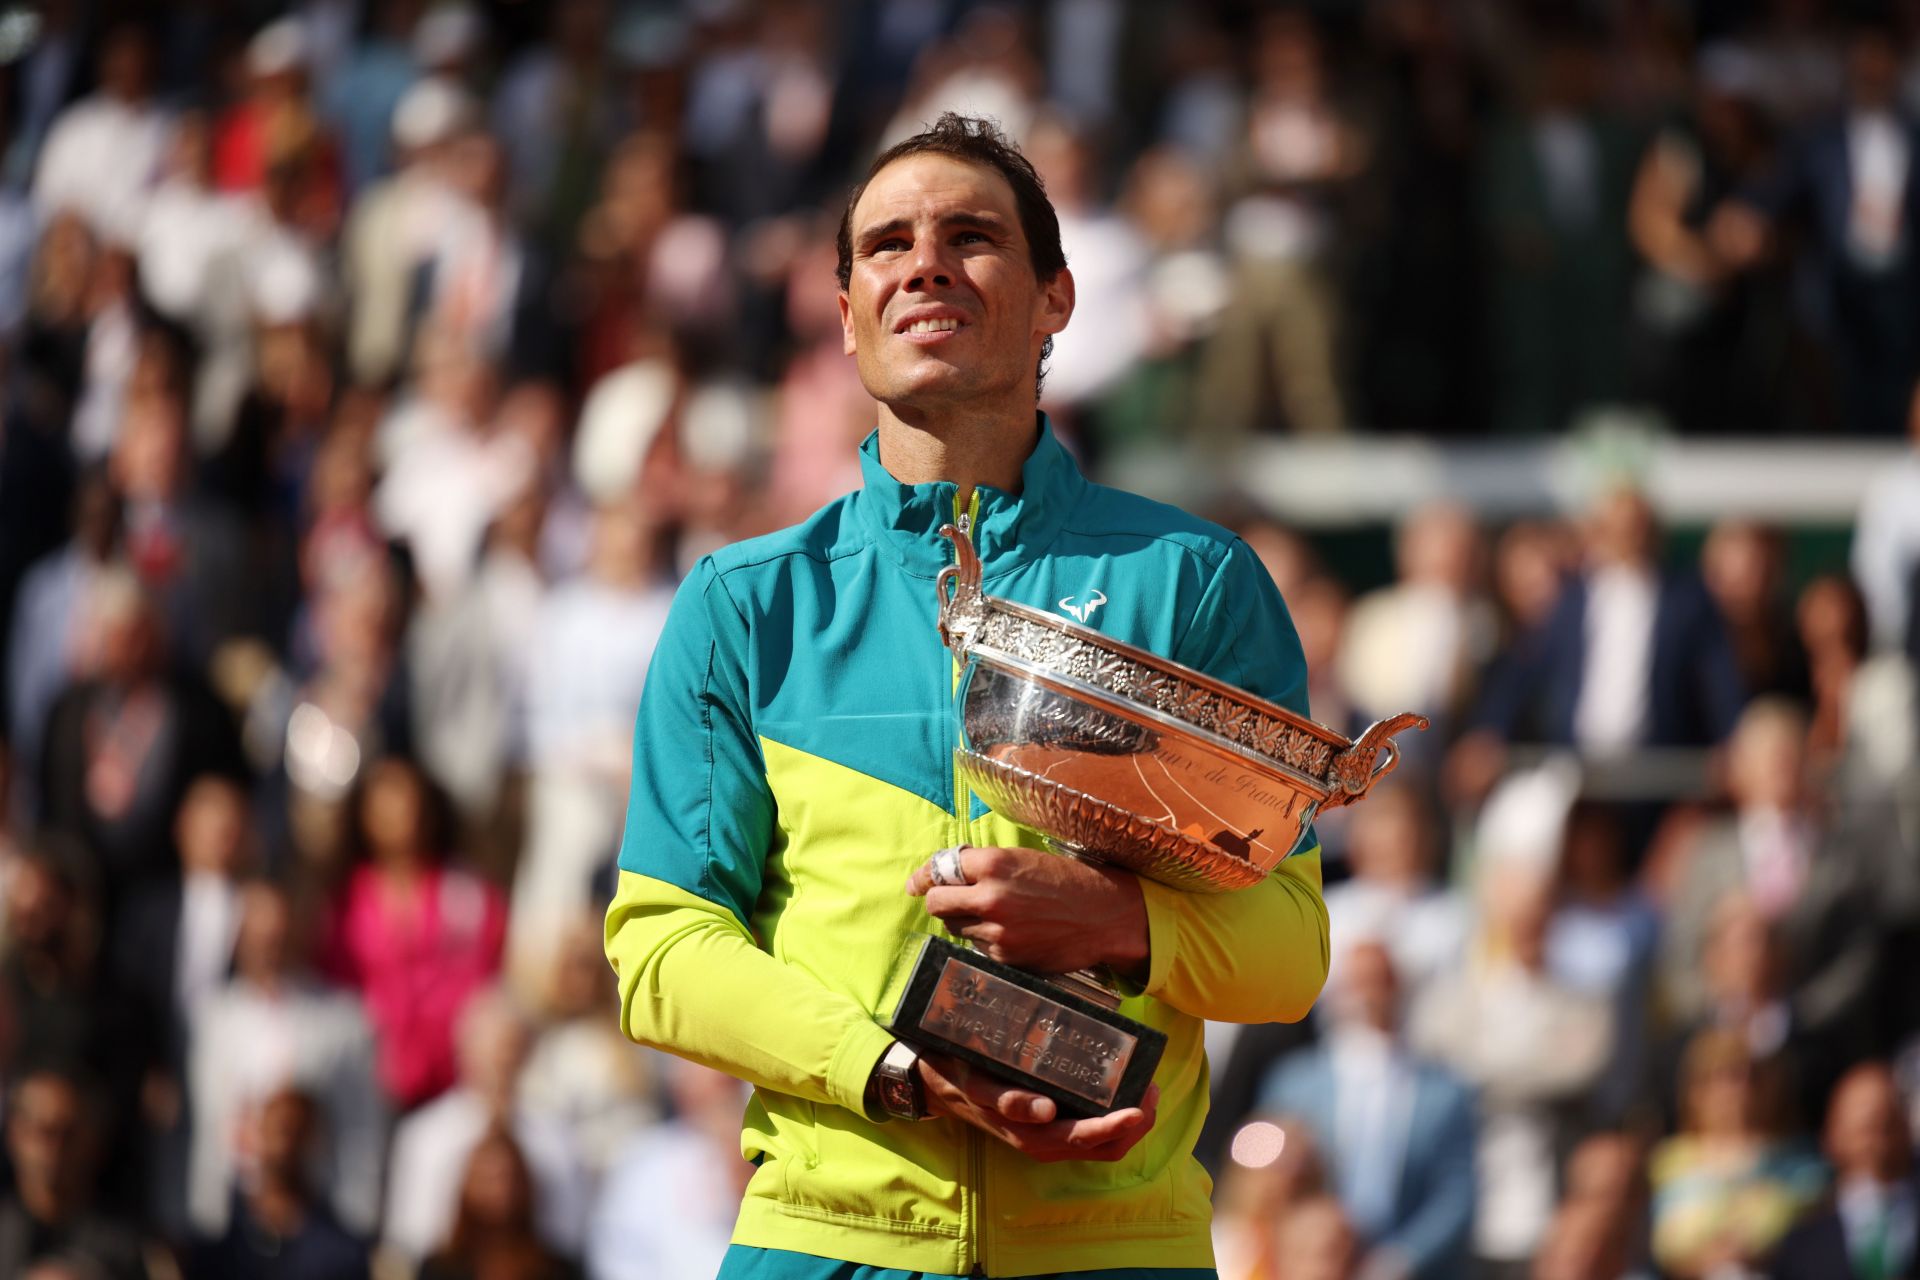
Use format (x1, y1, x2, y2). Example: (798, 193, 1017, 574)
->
(907, 241, 953, 290)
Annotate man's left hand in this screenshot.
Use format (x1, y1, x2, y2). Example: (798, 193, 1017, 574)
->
(906, 845, 1148, 979)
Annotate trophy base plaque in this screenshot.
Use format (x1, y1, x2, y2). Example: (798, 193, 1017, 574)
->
(889, 936, 1166, 1119)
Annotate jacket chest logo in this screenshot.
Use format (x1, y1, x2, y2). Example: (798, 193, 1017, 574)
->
(1058, 589, 1108, 624)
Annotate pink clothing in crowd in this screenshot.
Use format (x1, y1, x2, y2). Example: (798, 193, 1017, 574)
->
(322, 863, 507, 1106)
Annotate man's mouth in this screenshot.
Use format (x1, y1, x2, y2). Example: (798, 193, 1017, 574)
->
(903, 317, 962, 335)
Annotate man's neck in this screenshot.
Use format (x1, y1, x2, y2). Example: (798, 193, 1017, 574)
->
(875, 403, 1036, 506)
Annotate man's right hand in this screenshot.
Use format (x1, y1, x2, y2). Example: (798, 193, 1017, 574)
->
(913, 1051, 1158, 1163)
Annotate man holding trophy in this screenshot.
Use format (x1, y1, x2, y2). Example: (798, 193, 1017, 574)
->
(606, 113, 1419, 1279)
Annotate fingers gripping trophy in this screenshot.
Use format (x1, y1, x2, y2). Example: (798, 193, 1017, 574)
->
(887, 522, 1428, 1118)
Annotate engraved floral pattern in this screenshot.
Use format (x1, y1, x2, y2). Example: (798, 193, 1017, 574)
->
(965, 609, 1346, 785)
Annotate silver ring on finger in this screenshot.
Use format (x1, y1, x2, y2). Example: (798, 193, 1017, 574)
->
(929, 845, 972, 887)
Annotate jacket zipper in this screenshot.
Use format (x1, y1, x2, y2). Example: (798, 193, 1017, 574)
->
(947, 492, 987, 1275)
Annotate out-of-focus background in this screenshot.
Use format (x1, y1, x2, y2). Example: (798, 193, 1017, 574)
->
(0, 1, 1917, 1278)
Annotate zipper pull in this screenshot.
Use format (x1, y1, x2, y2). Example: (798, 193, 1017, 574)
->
(956, 511, 971, 537)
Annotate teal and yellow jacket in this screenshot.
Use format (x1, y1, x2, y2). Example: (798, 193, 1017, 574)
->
(604, 419, 1328, 1277)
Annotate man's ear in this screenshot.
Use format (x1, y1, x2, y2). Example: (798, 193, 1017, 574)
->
(1037, 266, 1075, 339)
(838, 291, 857, 357)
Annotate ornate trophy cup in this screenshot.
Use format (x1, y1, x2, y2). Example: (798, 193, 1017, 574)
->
(888, 525, 1428, 1117)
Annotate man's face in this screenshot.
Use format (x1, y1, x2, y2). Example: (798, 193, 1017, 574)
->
(839, 153, 1072, 416)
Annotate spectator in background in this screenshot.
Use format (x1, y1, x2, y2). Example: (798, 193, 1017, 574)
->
(1654, 895, 1806, 1132)
(1026, 115, 1149, 434)
(373, 327, 526, 606)
(490, 0, 622, 255)
(1261, 941, 1475, 1279)
(1465, 487, 1745, 766)
(136, 110, 256, 331)
(1649, 1027, 1825, 1277)
(1625, 51, 1787, 434)
(0, 1068, 151, 1280)
(382, 988, 588, 1267)
(37, 570, 244, 897)
(408, 459, 548, 846)
(111, 774, 252, 1235)
(186, 1086, 371, 1280)
(1090, 144, 1231, 455)
(1272, 1195, 1364, 1280)
(571, 130, 732, 382)
(510, 501, 673, 998)
(1531, 1133, 1653, 1280)
(1339, 502, 1495, 759)
(1662, 698, 1890, 1109)
(585, 1057, 750, 1280)
(280, 556, 411, 873)
(341, 76, 477, 388)
(31, 23, 170, 243)
(1322, 782, 1469, 999)
(421, 1127, 579, 1280)
(1479, 20, 1640, 435)
(1700, 519, 1809, 703)
(418, 131, 560, 383)
(1547, 801, 1662, 1126)
(1796, 573, 1916, 789)
(188, 879, 384, 1240)
(320, 754, 505, 1107)
(110, 382, 257, 663)
(1852, 378, 1920, 650)
(0, 843, 116, 1096)
(320, 0, 427, 196)
(520, 912, 662, 1181)
(213, 18, 343, 222)
(1769, 1060, 1918, 1279)
(1198, 9, 1359, 437)
(1761, 18, 1920, 436)
(7, 471, 119, 788)
(1413, 866, 1613, 1277)
(1211, 1115, 1332, 1280)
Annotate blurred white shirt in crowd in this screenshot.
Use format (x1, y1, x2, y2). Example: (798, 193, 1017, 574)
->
(1852, 449, 1920, 651)
(586, 1124, 741, 1280)
(375, 401, 534, 603)
(188, 979, 386, 1238)
(33, 92, 170, 239)
(138, 178, 256, 322)
(1041, 209, 1149, 408)
(383, 1086, 590, 1263)
(1574, 564, 1657, 754)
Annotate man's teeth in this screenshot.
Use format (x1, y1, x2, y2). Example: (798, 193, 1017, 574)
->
(906, 318, 960, 334)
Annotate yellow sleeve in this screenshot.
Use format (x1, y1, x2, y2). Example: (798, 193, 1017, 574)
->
(604, 869, 898, 1118)
(1134, 844, 1329, 1024)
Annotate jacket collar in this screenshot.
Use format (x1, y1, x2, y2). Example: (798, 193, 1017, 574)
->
(854, 414, 1084, 580)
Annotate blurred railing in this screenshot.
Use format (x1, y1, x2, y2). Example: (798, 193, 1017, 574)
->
(1108, 435, 1903, 526)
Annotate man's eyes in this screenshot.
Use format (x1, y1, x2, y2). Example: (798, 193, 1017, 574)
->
(872, 231, 990, 253)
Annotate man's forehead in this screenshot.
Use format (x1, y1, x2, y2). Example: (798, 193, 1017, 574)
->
(852, 153, 1022, 231)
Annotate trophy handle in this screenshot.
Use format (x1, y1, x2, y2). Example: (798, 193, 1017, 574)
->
(937, 523, 987, 653)
(1322, 712, 1430, 808)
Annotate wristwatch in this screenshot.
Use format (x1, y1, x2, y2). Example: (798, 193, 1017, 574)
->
(867, 1040, 930, 1121)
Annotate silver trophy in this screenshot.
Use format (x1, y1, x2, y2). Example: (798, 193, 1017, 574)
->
(888, 524, 1428, 1116)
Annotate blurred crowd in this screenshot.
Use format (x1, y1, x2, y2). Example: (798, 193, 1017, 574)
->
(0, 1, 1918, 1279)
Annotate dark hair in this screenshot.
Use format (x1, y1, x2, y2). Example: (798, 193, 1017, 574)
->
(835, 113, 1067, 396)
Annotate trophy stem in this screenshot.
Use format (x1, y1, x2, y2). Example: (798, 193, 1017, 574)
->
(1050, 968, 1124, 1011)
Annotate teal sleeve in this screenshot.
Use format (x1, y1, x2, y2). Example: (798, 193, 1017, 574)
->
(1173, 535, 1311, 718)
(616, 559, 773, 927)
(607, 560, 894, 1111)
